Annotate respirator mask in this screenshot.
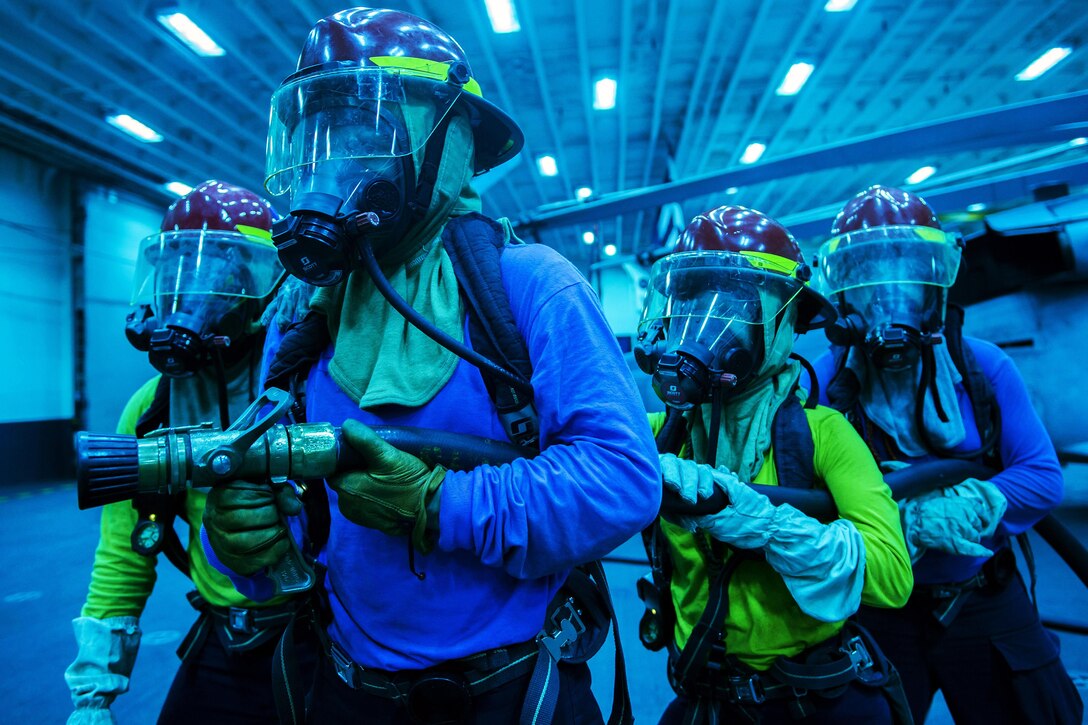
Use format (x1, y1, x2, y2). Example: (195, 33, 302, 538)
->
(126, 230, 284, 377)
(635, 252, 801, 409)
(265, 65, 466, 286)
(817, 225, 962, 370)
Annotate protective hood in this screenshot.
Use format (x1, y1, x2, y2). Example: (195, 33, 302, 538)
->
(311, 109, 480, 409)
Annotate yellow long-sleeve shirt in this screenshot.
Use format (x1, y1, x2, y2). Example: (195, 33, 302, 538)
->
(82, 376, 283, 619)
(655, 405, 912, 671)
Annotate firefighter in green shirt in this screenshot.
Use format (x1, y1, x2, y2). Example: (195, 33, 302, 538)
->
(64, 181, 311, 724)
(635, 205, 914, 724)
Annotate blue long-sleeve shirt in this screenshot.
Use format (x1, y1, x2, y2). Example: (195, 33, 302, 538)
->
(807, 337, 1064, 585)
(208, 242, 660, 670)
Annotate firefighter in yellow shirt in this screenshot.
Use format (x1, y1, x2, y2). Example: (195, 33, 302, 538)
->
(634, 205, 914, 724)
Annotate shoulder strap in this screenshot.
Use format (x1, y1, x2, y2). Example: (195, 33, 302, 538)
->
(772, 394, 817, 490)
(943, 305, 1002, 465)
(134, 377, 171, 437)
(824, 344, 859, 414)
(442, 213, 539, 449)
(265, 312, 332, 409)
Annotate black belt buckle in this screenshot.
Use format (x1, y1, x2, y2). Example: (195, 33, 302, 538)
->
(329, 641, 361, 690)
(728, 673, 766, 705)
(228, 607, 255, 634)
(538, 598, 586, 661)
(843, 636, 873, 674)
(406, 673, 472, 725)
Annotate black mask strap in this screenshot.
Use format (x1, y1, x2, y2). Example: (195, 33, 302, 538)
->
(407, 112, 456, 223)
(706, 385, 724, 467)
(213, 347, 231, 430)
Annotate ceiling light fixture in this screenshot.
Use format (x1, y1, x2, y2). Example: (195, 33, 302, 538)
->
(582, 231, 595, 244)
(537, 154, 558, 177)
(576, 186, 593, 199)
(603, 243, 617, 257)
(593, 77, 617, 110)
(966, 202, 987, 213)
(1015, 46, 1073, 81)
(776, 62, 816, 96)
(164, 181, 193, 196)
(1071, 137, 1087, 147)
(740, 142, 766, 165)
(824, 0, 858, 12)
(156, 11, 226, 57)
(905, 165, 937, 185)
(106, 114, 164, 143)
(484, 0, 521, 33)
(725, 186, 739, 194)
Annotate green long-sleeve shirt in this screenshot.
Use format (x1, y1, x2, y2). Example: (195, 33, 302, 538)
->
(654, 405, 912, 671)
(82, 376, 283, 619)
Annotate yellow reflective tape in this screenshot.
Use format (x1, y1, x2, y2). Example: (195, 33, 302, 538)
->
(236, 224, 274, 245)
(739, 250, 800, 278)
(369, 56, 483, 98)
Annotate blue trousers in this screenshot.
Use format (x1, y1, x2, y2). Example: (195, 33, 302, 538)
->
(658, 679, 893, 725)
(858, 573, 1083, 725)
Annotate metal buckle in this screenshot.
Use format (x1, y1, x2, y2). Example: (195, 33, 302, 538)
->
(844, 636, 874, 673)
(728, 673, 766, 705)
(330, 641, 361, 689)
(537, 598, 586, 662)
(228, 607, 255, 634)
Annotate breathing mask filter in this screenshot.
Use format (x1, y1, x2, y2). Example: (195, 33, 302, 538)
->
(818, 225, 962, 370)
(127, 229, 284, 377)
(636, 252, 803, 409)
(265, 64, 470, 286)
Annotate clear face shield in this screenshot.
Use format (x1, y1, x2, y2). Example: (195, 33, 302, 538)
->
(128, 230, 284, 376)
(636, 252, 802, 409)
(817, 225, 962, 368)
(265, 66, 463, 285)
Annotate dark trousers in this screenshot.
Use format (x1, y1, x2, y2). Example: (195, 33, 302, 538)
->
(859, 573, 1083, 725)
(158, 619, 318, 724)
(308, 653, 604, 724)
(658, 680, 893, 725)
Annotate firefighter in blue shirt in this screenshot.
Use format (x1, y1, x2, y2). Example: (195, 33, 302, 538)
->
(809, 185, 1083, 724)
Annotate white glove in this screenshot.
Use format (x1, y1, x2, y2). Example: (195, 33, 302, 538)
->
(260, 276, 317, 332)
(659, 454, 719, 505)
(694, 470, 866, 623)
(64, 616, 141, 724)
(901, 478, 1007, 562)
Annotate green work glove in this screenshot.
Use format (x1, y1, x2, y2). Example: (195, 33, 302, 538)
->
(330, 419, 447, 552)
(203, 481, 302, 576)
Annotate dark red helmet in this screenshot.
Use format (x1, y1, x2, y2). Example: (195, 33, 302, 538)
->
(161, 180, 278, 235)
(674, 206, 835, 331)
(288, 7, 523, 173)
(831, 185, 941, 236)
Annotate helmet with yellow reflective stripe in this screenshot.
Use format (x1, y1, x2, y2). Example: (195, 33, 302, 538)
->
(672, 205, 836, 332)
(279, 7, 522, 176)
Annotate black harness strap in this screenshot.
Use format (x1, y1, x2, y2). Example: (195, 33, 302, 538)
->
(771, 394, 816, 491)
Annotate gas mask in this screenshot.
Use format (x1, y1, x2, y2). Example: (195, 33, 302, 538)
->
(127, 229, 284, 377)
(636, 252, 801, 409)
(265, 65, 466, 286)
(818, 225, 962, 370)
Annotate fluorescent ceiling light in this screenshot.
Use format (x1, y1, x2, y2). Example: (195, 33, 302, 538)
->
(1071, 137, 1087, 147)
(582, 231, 595, 244)
(740, 142, 766, 165)
(725, 186, 739, 194)
(156, 12, 226, 57)
(164, 181, 193, 196)
(593, 77, 617, 110)
(537, 154, 558, 177)
(106, 114, 164, 143)
(1015, 46, 1073, 81)
(776, 62, 815, 96)
(966, 202, 987, 213)
(484, 0, 521, 33)
(905, 165, 937, 185)
(603, 243, 617, 257)
(576, 186, 593, 199)
(824, 0, 858, 11)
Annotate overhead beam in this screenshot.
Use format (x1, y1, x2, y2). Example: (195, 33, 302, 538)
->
(515, 90, 1088, 233)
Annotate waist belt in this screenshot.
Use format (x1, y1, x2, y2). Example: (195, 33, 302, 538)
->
(180, 591, 302, 657)
(915, 545, 1016, 626)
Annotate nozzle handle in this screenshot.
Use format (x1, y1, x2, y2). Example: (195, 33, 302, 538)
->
(267, 535, 315, 595)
